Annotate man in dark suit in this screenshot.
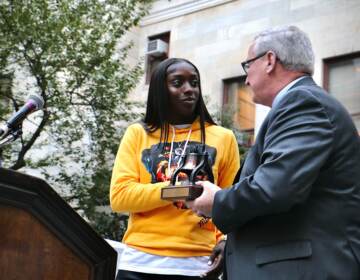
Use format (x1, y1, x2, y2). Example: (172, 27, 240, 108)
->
(187, 26, 360, 279)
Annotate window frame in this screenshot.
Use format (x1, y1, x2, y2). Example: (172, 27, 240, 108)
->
(323, 51, 360, 131)
(222, 75, 255, 146)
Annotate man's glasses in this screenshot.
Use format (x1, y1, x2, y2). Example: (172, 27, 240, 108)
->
(241, 51, 268, 75)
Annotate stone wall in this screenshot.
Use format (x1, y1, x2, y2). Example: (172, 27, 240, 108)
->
(128, 0, 360, 132)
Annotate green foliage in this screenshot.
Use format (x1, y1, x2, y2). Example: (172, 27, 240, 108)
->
(211, 103, 251, 160)
(0, 0, 151, 239)
(0, 73, 13, 116)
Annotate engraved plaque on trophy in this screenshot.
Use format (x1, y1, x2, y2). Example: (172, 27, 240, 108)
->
(161, 151, 214, 201)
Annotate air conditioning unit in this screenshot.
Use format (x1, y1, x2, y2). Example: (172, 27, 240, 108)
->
(146, 39, 168, 57)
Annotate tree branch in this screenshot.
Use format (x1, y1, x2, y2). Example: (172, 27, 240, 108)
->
(10, 108, 49, 170)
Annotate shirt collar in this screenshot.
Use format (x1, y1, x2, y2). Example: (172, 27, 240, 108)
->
(272, 76, 308, 108)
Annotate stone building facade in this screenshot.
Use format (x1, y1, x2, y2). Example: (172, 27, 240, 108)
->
(127, 0, 360, 140)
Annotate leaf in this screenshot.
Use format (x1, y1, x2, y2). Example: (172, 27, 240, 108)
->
(0, 0, 150, 239)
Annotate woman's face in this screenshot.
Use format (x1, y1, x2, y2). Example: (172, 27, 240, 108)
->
(166, 62, 200, 124)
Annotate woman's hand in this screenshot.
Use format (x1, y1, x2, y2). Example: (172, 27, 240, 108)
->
(201, 239, 226, 279)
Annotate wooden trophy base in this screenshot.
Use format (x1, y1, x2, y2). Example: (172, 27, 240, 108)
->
(161, 184, 203, 201)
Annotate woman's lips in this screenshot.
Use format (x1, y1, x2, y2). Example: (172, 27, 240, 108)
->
(182, 98, 196, 104)
(183, 101, 196, 107)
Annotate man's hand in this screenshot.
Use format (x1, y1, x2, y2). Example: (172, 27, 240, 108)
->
(186, 181, 221, 218)
(201, 239, 226, 279)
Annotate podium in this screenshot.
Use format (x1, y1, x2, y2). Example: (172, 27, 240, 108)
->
(0, 168, 117, 279)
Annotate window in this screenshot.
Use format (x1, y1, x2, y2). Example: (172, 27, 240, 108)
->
(145, 32, 170, 84)
(324, 53, 360, 132)
(223, 77, 255, 146)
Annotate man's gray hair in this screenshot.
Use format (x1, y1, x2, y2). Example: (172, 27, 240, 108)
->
(253, 25, 315, 75)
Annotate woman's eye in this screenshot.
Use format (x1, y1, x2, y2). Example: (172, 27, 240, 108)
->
(190, 79, 199, 87)
(172, 79, 182, 87)
(170, 78, 198, 88)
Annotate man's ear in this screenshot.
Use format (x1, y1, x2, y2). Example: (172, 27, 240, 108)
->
(265, 51, 277, 74)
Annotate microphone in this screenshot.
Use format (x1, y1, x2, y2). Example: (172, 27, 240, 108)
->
(0, 94, 44, 139)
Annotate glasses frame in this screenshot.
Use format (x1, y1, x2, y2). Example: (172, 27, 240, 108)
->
(241, 51, 268, 75)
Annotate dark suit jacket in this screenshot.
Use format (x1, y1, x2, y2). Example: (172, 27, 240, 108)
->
(213, 77, 360, 279)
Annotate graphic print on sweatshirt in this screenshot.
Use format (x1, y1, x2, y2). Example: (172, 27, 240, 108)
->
(141, 141, 216, 184)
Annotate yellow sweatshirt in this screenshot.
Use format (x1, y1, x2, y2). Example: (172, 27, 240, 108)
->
(110, 120, 240, 257)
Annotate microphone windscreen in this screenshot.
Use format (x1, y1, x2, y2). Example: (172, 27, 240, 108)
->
(28, 94, 44, 110)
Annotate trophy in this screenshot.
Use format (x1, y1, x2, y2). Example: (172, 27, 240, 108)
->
(161, 149, 214, 201)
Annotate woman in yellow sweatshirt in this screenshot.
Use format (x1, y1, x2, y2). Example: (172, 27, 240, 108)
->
(110, 58, 240, 280)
